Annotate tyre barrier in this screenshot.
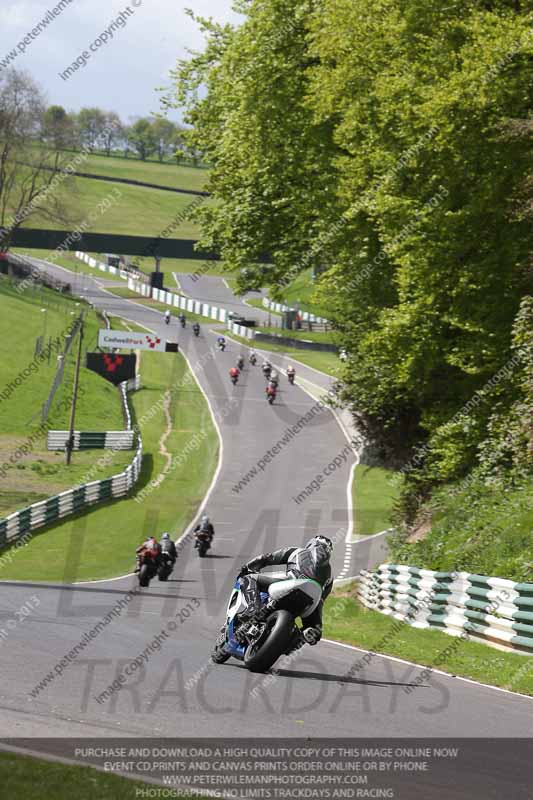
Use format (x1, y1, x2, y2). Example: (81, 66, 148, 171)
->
(358, 564, 533, 654)
(0, 435, 142, 549)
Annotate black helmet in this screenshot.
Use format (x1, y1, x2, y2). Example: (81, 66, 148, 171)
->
(305, 535, 333, 558)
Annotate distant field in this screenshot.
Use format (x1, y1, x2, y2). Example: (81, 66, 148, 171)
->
(62, 151, 209, 192)
(18, 178, 204, 239)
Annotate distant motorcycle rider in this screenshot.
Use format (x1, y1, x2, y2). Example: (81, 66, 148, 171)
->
(159, 532, 177, 564)
(237, 535, 334, 646)
(194, 515, 215, 548)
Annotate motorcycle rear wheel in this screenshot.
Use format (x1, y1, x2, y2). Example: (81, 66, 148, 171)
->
(139, 563, 152, 587)
(244, 610, 293, 673)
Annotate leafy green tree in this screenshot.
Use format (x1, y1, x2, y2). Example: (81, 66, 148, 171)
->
(128, 117, 156, 161)
(151, 118, 176, 162)
(171, 0, 533, 519)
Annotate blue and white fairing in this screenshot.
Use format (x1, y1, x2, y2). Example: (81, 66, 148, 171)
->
(223, 575, 322, 660)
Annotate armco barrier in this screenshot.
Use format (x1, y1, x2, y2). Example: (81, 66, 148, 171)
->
(358, 564, 533, 654)
(0, 435, 142, 549)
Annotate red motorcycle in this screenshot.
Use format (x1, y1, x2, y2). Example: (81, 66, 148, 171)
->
(266, 385, 277, 405)
(137, 549, 160, 587)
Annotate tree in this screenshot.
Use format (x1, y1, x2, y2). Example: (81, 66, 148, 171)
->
(151, 118, 176, 162)
(43, 105, 74, 150)
(101, 111, 123, 156)
(0, 70, 76, 252)
(129, 117, 156, 161)
(171, 0, 533, 512)
(77, 107, 106, 152)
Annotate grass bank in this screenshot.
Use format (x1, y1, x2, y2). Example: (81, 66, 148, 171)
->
(390, 472, 533, 583)
(0, 277, 130, 516)
(324, 587, 533, 696)
(0, 345, 218, 582)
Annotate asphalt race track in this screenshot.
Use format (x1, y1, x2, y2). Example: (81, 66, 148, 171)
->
(1, 259, 532, 796)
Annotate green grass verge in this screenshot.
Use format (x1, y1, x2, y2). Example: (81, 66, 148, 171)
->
(0, 752, 210, 800)
(353, 466, 403, 538)
(324, 588, 533, 696)
(0, 346, 218, 582)
(224, 331, 341, 377)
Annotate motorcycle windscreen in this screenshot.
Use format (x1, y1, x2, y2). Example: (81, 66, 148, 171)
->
(268, 578, 322, 616)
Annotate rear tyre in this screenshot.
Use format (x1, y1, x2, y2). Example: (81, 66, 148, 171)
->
(244, 610, 293, 673)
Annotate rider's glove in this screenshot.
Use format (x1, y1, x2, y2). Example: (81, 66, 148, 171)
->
(238, 564, 252, 578)
(303, 626, 322, 646)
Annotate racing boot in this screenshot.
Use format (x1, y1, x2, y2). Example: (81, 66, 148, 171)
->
(239, 575, 263, 620)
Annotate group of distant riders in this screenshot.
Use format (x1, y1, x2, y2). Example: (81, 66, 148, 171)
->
(163, 311, 296, 405)
(223, 339, 296, 405)
(165, 309, 200, 336)
(135, 515, 215, 576)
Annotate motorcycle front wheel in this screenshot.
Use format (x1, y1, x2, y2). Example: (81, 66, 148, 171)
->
(243, 610, 293, 673)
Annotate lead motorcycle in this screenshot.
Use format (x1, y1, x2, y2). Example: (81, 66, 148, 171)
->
(195, 531, 211, 557)
(210, 573, 322, 672)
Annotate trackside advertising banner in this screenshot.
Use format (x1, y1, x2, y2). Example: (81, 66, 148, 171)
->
(98, 330, 178, 353)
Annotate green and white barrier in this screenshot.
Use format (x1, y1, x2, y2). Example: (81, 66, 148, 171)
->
(358, 564, 533, 654)
(227, 320, 256, 340)
(262, 296, 330, 325)
(75, 251, 144, 282)
(127, 278, 229, 323)
(46, 431, 135, 451)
